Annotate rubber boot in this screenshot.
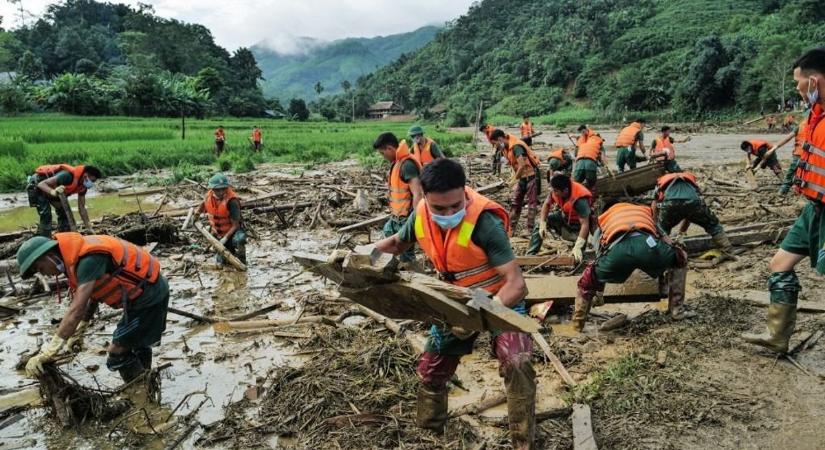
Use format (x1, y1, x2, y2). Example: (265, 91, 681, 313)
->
(107, 351, 146, 383)
(504, 357, 536, 450)
(416, 384, 448, 434)
(742, 303, 797, 353)
(712, 231, 743, 256)
(526, 222, 543, 255)
(572, 290, 594, 332)
(667, 265, 695, 320)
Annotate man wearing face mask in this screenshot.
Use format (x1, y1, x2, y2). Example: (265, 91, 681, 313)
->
(743, 48, 825, 354)
(16, 233, 168, 383)
(376, 158, 536, 449)
(490, 129, 542, 237)
(408, 125, 444, 167)
(27, 164, 102, 236)
(374, 132, 424, 263)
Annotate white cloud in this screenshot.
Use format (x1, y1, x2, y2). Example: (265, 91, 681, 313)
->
(0, 0, 475, 52)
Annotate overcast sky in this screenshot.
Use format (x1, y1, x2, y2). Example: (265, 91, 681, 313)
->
(0, 0, 476, 53)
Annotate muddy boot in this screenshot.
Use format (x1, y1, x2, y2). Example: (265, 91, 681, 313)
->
(525, 208, 538, 234)
(742, 303, 797, 353)
(572, 290, 594, 332)
(504, 357, 536, 450)
(712, 231, 743, 256)
(593, 291, 605, 307)
(667, 265, 695, 320)
(107, 351, 145, 384)
(416, 384, 448, 434)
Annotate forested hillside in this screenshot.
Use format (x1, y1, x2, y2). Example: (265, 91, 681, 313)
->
(0, 0, 273, 117)
(252, 26, 439, 100)
(321, 0, 825, 125)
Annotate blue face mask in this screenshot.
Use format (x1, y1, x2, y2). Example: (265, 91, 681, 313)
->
(432, 208, 466, 230)
(83, 177, 94, 189)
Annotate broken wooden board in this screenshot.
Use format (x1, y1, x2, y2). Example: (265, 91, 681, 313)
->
(293, 251, 538, 333)
(681, 220, 793, 255)
(0, 387, 42, 414)
(57, 192, 77, 232)
(596, 163, 665, 198)
(193, 222, 247, 271)
(525, 271, 662, 305)
(701, 290, 825, 313)
(515, 255, 575, 268)
(572, 403, 598, 450)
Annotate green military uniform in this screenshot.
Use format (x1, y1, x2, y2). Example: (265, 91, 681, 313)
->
(30, 170, 75, 236)
(616, 130, 644, 173)
(573, 158, 599, 188)
(527, 198, 590, 254)
(655, 179, 723, 236)
(594, 232, 679, 282)
(780, 202, 825, 274)
(396, 209, 525, 354)
(384, 159, 421, 262)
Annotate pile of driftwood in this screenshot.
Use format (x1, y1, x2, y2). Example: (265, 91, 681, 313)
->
(37, 364, 133, 428)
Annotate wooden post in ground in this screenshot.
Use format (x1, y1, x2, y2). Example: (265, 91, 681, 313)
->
(57, 192, 77, 232)
(193, 222, 247, 271)
(572, 403, 598, 450)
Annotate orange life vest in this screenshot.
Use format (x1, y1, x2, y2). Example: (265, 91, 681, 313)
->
(34, 164, 87, 196)
(388, 141, 421, 217)
(793, 104, 825, 202)
(252, 129, 261, 141)
(412, 137, 437, 166)
(655, 172, 698, 201)
(548, 149, 571, 168)
(413, 187, 510, 293)
(551, 181, 592, 224)
(215, 129, 225, 141)
(746, 140, 770, 156)
(793, 120, 808, 157)
(576, 134, 604, 161)
(55, 232, 160, 308)
(598, 203, 658, 246)
(654, 136, 675, 159)
(204, 188, 241, 237)
(520, 121, 533, 138)
(615, 122, 643, 147)
(503, 134, 541, 176)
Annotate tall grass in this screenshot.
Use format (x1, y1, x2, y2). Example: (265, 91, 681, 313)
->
(0, 114, 472, 192)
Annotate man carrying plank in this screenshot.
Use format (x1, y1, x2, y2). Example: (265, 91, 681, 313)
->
(741, 140, 783, 180)
(651, 172, 735, 255)
(574, 201, 690, 332)
(190, 174, 247, 265)
(574, 125, 611, 190)
(491, 129, 542, 237)
(527, 174, 592, 258)
(614, 119, 647, 173)
(16, 233, 168, 382)
(376, 158, 535, 449)
(27, 164, 102, 236)
(742, 48, 825, 354)
(374, 132, 424, 263)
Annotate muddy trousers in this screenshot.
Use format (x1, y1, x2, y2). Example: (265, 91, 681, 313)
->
(217, 229, 247, 265)
(510, 176, 539, 234)
(416, 332, 536, 449)
(780, 155, 800, 194)
(492, 149, 502, 175)
(33, 191, 70, 237)
(107, 347, 152, 383)
(658, 199, 724, 237)
(527, 211, 579, 254)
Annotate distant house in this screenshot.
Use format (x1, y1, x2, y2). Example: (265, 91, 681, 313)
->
(264, 109, 286, 119)
(428, 103, 447, 119)
(367, 101, 404, 119)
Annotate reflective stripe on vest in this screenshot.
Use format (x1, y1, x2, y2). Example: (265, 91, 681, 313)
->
(598, 203, 658, 246)
(388, 141, 420, 217)
(413, 187, 510, 294)
(655, 172, 698, 201)
(34, 164, 87, 196)
(551, 181, 592, 224)
(204, 188, 241, 237)
(412, 137, 435, 166)
(793, 105, 825, 202)
(56, 232, 160, 308)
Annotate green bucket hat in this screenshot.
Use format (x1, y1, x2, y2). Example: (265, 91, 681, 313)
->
(17, 236, 58, 279)
(208, 173, 230, 189)
(408, 125, 424, 137)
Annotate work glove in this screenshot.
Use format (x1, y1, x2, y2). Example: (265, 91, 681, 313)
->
(572, 237, 587, 263)
(51, 185, 66, 197)
(66, 321, 88, 353)
(25, 334, 65, 377)
(538, 220, 548, 240)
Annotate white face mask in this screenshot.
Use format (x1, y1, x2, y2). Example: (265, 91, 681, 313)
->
(807, 77, 820, 105)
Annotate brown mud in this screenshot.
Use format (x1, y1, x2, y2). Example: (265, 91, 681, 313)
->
(1, 125, 824, 449)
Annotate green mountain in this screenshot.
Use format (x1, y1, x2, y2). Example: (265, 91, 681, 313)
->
(336, 0, 824, 124)
(252, 25, 440, 100)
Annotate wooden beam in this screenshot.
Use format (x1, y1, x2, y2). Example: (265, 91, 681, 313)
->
(0, 387, 42, 414)
(168, 306, 220, 323)
(572, 404, 598, 450)
(212, 316, 328, 333)
(57, 192, 77, 232)
(681, 221, 792, 254)
(525, 272, 662, 305)
(193, 222, 247, 271)
(596, 163, 665, 198)
(118, 187, 166, 197)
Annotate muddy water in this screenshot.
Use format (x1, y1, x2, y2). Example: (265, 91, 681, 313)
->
(0, 227, 339, 449)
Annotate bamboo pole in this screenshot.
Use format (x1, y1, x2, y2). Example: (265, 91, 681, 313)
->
(57, 192, 77, 232)
(193, 222, 247, 271)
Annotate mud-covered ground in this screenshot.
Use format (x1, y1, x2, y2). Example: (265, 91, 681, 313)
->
(1, 124, 824, 449)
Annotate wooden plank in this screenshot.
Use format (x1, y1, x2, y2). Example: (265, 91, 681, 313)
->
(449, 391, 507, 418)
(596, 163, 665, 198)
(0, 387, 42, 414)
(681, 224, 791, 254)
(354, 305, 426, 353)
(212, 316, 327, 333)
(194, 222, 247, 271)
(572, 404, 598, 450)
(515, 255, 575, 267)
(532, 332, 576, 387)
(180, 207, 195, 230)
(168, 306, 220, 323)
(703, 290, 825, 313)
(57, 192, 77, 232)
(525, 272, 663, 305)
(118, 187, 166, 197)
